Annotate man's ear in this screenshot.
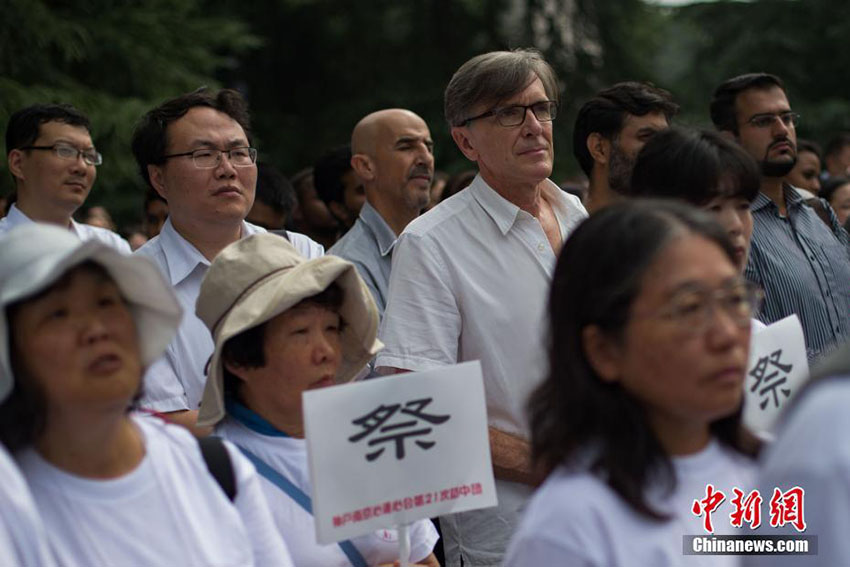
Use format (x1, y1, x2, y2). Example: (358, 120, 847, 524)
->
(581, 325, 622, 383)
(451, 126, 479, 162)
(147, 164, 168, 200)
(7, 150, 25, 182)
(586, 133, 610, 166)
(350, 154, 375, 183)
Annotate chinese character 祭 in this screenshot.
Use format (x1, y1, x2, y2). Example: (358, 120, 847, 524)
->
(195, 233, 440, 566)
(503, 201, 761, 566)
(349, 398, 451, 461)
(749, 349, 794, 410)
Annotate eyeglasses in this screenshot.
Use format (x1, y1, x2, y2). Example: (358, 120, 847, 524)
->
(462, 100, 558, 127)
(644, 280, 763, 337)
(20, 142, 102, 166)
(163, 147, 258, 169)
(745, 112, 800, 129)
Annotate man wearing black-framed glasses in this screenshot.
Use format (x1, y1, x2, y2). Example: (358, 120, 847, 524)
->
(2, 103, 130, 252)
(131, 88, 323, 435)
(376, 49, 588, 567)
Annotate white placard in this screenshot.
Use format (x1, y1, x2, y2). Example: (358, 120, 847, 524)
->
(303, 360, 497, 545)
(743, 315, 809, 437)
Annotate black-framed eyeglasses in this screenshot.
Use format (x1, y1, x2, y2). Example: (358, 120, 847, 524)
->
(745, 112, 800, 129)
(163, 147, 258, 169)
(462, 100, 558, 127)
(20, 142, 102, 166)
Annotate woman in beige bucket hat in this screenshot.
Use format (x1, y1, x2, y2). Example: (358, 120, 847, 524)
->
(0, 223, 293, 567)
(198, 232, 440, 566)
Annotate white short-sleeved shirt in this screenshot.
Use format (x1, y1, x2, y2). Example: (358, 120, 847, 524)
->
(375, 175, 587, 565)
(505, 440, 757, 567)
(0, 443, 55, 567)
(16, 414, 294, 567)
(135, 219, 323, 412)
(744, 377, 850, 567)
(0, 204, 132, 253)
(216, 415, 439, 567)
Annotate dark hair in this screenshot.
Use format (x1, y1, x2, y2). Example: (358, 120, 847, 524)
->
(528, 200, 756, 520)
(796, 139, 822, 160)
(823, 133, 850, 160)
(444, 48, 559, 127)
(131, 88, 253, 189)
(0, 262, 140, 451)
(710, 73, 786, 134)
(572, 82, 678, 176)
(820, 176, 850, 204)
(5, 103, 92, 158)
(313, 145, 353, 206)
(221, 283, 345, 400)
(629, 127, 760, 205)
(255, 162, 296, 221)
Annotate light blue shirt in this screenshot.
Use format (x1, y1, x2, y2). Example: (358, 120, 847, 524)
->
(328, 201, 397, 316)
(0, 204, 131, 253)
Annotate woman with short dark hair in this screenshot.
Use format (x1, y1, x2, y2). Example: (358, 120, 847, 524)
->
(629, 126, 760, 272)
(505, 201, 760, 566)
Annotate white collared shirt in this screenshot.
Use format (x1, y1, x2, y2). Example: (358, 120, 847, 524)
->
(0, 204, 131, 253)
(375, 174, 587, 563)
(377, 174, 586, 436)
(136, 218, 323, 412)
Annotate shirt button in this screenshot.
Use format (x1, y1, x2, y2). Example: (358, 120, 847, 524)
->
(538, 243, 546, 252)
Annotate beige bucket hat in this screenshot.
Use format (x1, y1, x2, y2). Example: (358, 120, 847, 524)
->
(0, 223, 182, 402)
(196, 233, 382, 426)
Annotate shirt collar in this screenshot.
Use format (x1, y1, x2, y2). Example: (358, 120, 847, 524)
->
(157, 218, 263, 286)
(752, 183, 805, 212)
(359, 201, 397, 257)
(469, 174, 564, 235)
(6, 204, 78, 233)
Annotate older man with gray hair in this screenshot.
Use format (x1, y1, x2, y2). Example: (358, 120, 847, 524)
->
(376, 49, 587, 566)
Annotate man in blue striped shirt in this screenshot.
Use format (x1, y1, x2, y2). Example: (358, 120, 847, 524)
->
(710, 73, 850, 360)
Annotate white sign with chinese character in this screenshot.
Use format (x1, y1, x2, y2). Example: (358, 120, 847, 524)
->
(303, 360, 497, 544)
(743, 315, 809, 437)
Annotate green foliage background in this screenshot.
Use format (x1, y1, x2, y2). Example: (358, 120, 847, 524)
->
(1, 0, 847, 231)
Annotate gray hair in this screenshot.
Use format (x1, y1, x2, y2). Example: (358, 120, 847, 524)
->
(444, 49, 559, 127)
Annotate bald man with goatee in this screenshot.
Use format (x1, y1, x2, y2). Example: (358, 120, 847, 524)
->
(328, 108, 435, 315)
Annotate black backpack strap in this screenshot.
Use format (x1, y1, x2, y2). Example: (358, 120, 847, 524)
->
(197, 436, 237, 502)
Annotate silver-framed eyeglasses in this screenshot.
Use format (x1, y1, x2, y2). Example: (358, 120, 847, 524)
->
(163, 147, 258, 169)
(746, 112, 800, 129)
(20, 142, 102, 166)
(645, 280, 763, 336)
(462, 100, 558, 127)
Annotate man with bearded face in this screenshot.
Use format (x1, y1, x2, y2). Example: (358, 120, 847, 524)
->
(572, 82, 678, 213)
(711, 73, 850, 359)
(328, 109, 434, 316)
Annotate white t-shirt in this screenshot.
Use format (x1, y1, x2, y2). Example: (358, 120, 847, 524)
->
(0, 443, 55, 567)
(216, 416, 439, 567)
(505, 439, 757, 567)
(376, 174, 587, 565)
(0, 204, 131, 253)
(744, 377, 850, 566)
(136, 219, 323, 412)
(16, 414, 294, 567)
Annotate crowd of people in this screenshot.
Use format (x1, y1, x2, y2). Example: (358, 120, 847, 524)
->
(1, 47, 849, 566)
